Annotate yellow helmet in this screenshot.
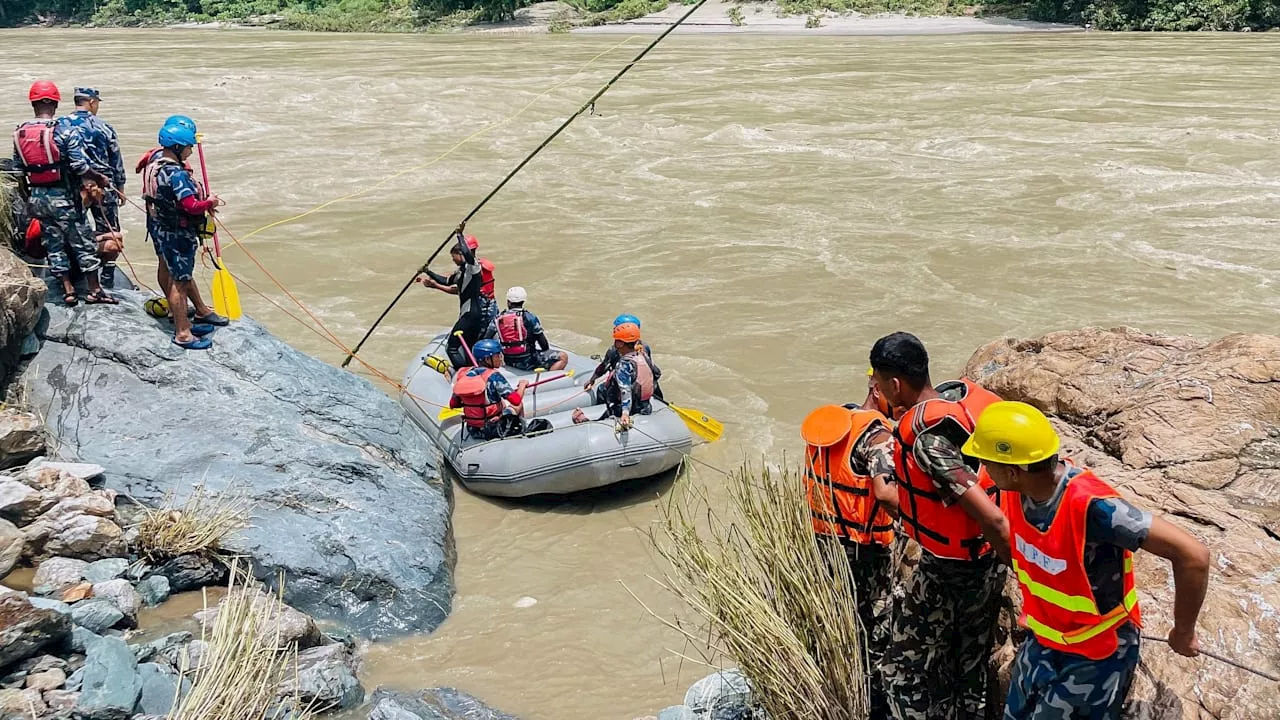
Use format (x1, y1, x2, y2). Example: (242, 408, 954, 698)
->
(962, 401, 1060, 466)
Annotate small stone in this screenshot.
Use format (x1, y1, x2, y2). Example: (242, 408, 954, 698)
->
(61, 582, 95, 603)
(69, 626, 102, 654)
(162, 640, 206, 673)
(0, 518, 22, 578)
(153, 554, 227, 593)
(27, 596, 72, 615)
(134, 575, 170, 608)
(69, 598, 124, 633)
(0, 594, 72, 669)
(44, 689, 80, 712)
(92, 579, 142, 619)
(0, 478, 49, 525)
(0, 687, 46, 717)
(277, 643, 363, 711)
(83, 558, 130, 584)
(658, 706, 696, 720)
(196, 591, 322, 649)
(25, 511, 126, 562)
(134, 663, 187, 716)
(131, 631, 191, 664)
(21, 654, 67, 674)
(36, 462, 104, 482)
(514, 596, 537, 608)
(76, 635, 142, 720)
(684, 669, 755, 720)
(24, 667, 66, 692)
(64, 666, 84, 691)
(31, 557, 88, 594)
(0, 409, 44, 466)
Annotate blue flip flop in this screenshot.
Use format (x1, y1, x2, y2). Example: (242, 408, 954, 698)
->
(191, 324, 216, 337)
(172, 336, 213, 350)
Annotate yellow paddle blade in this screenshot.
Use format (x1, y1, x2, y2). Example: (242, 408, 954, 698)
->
(669, 404, 723, 443)
(437, 407, 463, 422)
(212, 264, 242, 320)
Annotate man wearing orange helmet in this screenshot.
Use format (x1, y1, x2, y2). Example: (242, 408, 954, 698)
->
(12, 81, 115, 305)
(573, 321, 655, 430)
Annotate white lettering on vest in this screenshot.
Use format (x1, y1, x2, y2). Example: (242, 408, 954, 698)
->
(1016, 535, 1067, 575)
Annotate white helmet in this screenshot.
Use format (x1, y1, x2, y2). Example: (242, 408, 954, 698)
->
(506, 286, 528, 304)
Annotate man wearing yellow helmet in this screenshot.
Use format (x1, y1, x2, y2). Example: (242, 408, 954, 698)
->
(963, 401, 1209, 720)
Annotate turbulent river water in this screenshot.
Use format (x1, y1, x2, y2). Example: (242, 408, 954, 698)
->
(3, 27, 1279, 719)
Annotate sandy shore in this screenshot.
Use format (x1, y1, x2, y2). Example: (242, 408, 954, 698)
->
(468, 0, 1079, 35)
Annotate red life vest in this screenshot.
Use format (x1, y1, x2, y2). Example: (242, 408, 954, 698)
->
(139, 148, 203, 203)
(801, 405, 895, 547)
(479, 258, 495, 300)
(452, 368, 503, 429)
(893, 379, 1002, 560)
(13, 120, 62, 186)
(1006, 468, 1142, 660)
(495, 310, 530, 357)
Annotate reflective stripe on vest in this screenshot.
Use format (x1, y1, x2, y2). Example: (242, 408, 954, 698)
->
(496, 310, 530, 358)
(893, 378, 1002, 560)
(1007, 468, 1142, 660)
(13, 120, 62, 186)
(801, 405, 895, 547)
(452, 367, 502, 429)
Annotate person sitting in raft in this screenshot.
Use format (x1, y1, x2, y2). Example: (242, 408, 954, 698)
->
(417, 232, 497, 370)
(573, 322, 654, 430)
(449, 339, 529, 440)
(584, 313, 664, 402)
(483, 286, 569, 372)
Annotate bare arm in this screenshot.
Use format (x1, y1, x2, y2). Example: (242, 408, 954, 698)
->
(1141, 516, 1210, 657)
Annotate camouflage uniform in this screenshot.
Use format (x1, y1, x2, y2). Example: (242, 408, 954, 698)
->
(64, 108, 125, 231)
(883, 386, 1007, 720)
(12, 121, 99, 277)
(1003, 465, 1151, 720)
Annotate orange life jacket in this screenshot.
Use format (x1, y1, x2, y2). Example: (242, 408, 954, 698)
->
(496, 310, 530, 358)
(893, 379, 1002, 560)
(801, 405, 895, 547)
(13, 120, 62, 186)
(1006, 468, 1142, 660)
(479, 258, 495, 300)
(452, 367, 502, 429)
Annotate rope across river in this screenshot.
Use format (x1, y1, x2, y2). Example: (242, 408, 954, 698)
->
(340, 0, 711, 368)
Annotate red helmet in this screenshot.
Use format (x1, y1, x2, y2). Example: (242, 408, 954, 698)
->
(28, 80, 61, 103)
(464, 235, 479, 251)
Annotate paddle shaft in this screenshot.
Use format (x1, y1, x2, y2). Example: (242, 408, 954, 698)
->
(1140, 634, 1280, 682)
(439, 372, 573, 419)
(194, 141, 223, 258)
(454, 331, 478, 365)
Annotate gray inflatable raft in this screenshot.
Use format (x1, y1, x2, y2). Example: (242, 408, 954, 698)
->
(399, 333, 692, 497)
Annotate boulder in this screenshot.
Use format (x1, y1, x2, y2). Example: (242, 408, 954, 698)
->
(24, 666, 66, 692)
(194, 591, 323, 649)
(0, 517, 21, 578)
(91, 580, 141, 620)
(20, 297, 452, 639)
(683, 670, 756, 720)
(366, 688, 520, 720)
(68, 627, 101, 655)
(69, 598, 124, 634)
(0, 594, 71, 670)
(0, 687, 46, 717)
(0, 247, 45, 393)
(131, 632, 191, 665)
(31, 557, 88, 595)
(22, 504, 125, 562)
(964, 328, 1280, 719)
(151, 554, 226, 593)
(277, 643, 363, 711)
(134, 575, 170, 608)
(82, 559, 130, 584)
(133, 662, 187, 716)
(0, 410, 43, 468)
(76, 635, 141, 720)
(0, 477, 48, 524)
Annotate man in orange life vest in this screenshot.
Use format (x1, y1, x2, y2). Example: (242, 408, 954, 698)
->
(962, 402, 1208, 720)
(868, 332, 1008, 720)
(800, 368, 897, 720)
(449, 338, 529, 441)
(418, 232, 497, 370)
(482, 286, 568, 372)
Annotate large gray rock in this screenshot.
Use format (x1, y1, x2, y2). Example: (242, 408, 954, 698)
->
(82, 558, 130, 584)
(151, 554, 226, 593)
(134, 575, 170, 608)
(278, 643, 363, 711)
(684, 670, 756, 720)
(0, 247, 45, 393)
(91, 579, 142, 620)
(0, 594, 71, 670)
(131, 631, 191, 665)
(22, 296, 452, 639)
(133, 662, 187, 716)
(76, 635, 141, 720)
(31, 556, 88, 595)
(366, 688, 519, 720)
(0, 517, 21, 578)
(69, 598, 124, 634)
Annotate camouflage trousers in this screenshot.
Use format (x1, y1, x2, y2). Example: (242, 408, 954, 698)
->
(1004, 627, 1140, 720)
(27, 187, 99, 277)
(89, 192, 121, 233)
(844, 543, 894, 720)
(883, 553, 1006, 720)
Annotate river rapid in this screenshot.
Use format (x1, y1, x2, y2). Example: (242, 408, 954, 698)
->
(3, 28, 1279, 719)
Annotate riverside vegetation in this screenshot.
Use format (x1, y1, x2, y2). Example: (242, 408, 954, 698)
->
(4, 0, 1280, 30)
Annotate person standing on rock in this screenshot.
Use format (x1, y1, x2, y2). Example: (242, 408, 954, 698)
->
(417, 231, 497, 370)
(12, 80, 116, 306)
(62, 88, 125, 287)
(799, 369, 897, 720)
(868, 331, 1008, 720)
(150, 120, 224, 350)
(962, 401, 1209, 720)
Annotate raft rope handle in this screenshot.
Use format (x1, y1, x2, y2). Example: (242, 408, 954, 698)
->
(1140, 633, 1280, 682)
(341, 0, 712, 369)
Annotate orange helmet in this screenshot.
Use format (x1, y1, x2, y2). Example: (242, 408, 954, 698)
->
(28, 81, 60, 103)
(612, 322, 641, 343)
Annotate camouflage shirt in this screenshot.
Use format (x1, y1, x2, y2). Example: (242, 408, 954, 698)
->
(845, 405, 896, 480)
(909, 383, 981, 505)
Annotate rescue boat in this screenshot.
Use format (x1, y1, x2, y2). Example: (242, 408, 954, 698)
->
(399, 333, 692, 497)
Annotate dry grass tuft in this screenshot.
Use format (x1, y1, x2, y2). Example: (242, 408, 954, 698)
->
(133, 484, 252, 561)
(642, 462, 868, 720)
(170, 561, 315, 720)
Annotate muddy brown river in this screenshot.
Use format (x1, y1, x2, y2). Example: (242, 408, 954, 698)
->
(3, 27, 1279, 719)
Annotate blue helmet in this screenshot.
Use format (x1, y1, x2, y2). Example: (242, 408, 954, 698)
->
(163, 115, 197, 133)
(613, 313, 641, 328)
(472, 339, 503, 362)
(158, 122, 197, 149)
